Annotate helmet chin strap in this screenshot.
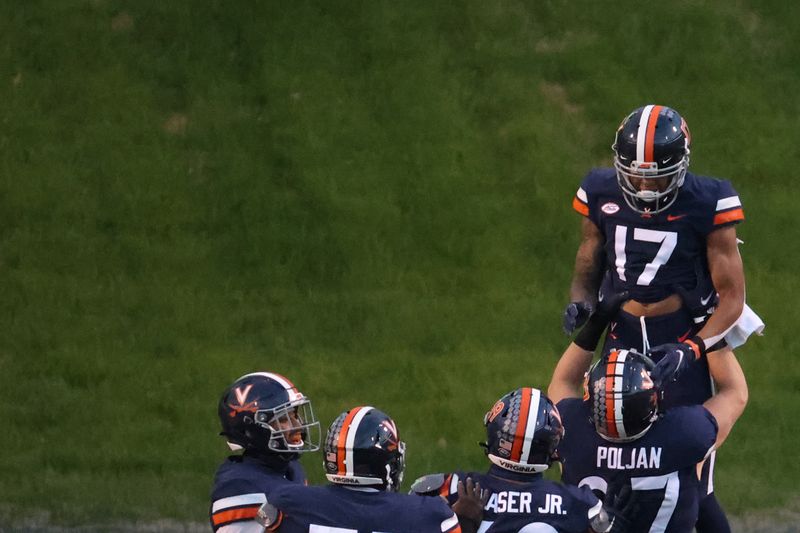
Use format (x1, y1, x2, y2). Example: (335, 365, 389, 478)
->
(243, 447, 299, 467)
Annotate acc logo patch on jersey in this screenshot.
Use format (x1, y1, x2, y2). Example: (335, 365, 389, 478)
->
(601, 202, 620, 214)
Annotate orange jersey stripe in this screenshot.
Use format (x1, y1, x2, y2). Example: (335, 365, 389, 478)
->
(510, 388, 532, 462)
(439, 473, 453, 498)
(572, 197, 589, 216)
(713, 208, 744, 225)
(645, 105, 663, 162)
(337, 407, 363, 475)
(212, 505, 260, 526)
(604, 351, 620, 439)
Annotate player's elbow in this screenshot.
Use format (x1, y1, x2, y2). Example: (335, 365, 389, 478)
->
(546, 381, 564, 403)
(723, 374, 749, 421)
(547, 376, 579, 404)
(734, 377, 749, 415)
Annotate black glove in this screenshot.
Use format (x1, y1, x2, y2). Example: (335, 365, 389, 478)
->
(648, 337, 705, 386)
(603, 483, 639, 533)
(573, 290, 629, 351)
(563, 301, 593, 335)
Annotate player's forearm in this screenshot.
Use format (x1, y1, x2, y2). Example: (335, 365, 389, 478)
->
(696, 283, 744, 347)
(704, 349, 748, 447)
(569, 274, 599, 304)
(569, 245, 604, 303)
(548, 343, 594, 403)
(701, 226, 745, 346)
(569, 219, 605, 303)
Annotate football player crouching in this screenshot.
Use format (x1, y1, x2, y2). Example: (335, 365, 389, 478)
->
(410, 388, 634, 533)
(255, 406, 482, 533)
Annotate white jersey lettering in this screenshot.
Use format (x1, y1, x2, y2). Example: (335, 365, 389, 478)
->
(597, 446, 662, 470)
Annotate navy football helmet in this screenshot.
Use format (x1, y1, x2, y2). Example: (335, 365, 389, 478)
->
(218, 372, 320, 456)
(586, 349, 659, 442)
(483, 387, 564, 473)
(324, 406, 406, 491)
(613, 105, 691, 214)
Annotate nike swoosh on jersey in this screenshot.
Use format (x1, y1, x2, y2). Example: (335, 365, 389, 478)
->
(700, 291, 716, 305)
(667, 214, 687, 221)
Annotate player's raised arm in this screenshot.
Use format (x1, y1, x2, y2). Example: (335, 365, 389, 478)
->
(548, 343, 594, 404)
(550, 289, 629, 404)
(703, 349, 748, 448)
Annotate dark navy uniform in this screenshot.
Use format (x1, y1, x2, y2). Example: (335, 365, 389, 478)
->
(209, 454, 306, 532)
(573, 168, 744, 305)
(557, 398, 718, 533)
(572, 168, 744, 408)
(267, 484, 461, 533)
(436, 465, 601, 533)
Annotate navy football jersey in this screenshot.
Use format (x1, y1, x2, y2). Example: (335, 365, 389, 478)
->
(604, 308, 713, 409)
(210, 455, 306, 532)
(437, 466, 601, 533)
(557, 398, 718, 533)
(268, 484, 461, 533)
(572, 169, 744, 303)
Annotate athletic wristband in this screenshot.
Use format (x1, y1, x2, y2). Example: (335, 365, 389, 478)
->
(685, 336, 707, 359)
(573, 315, 608, 351)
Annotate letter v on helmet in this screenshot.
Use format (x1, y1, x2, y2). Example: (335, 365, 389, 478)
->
(235, 384, 254, 405)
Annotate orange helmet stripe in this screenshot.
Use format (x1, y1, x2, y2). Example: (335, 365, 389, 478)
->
(439, 473, 454, 498)
(510, 387, 532, 462)
(336, 406, 364, 475)
(644, 105, 663, 162)
(604, 351, 620, 439)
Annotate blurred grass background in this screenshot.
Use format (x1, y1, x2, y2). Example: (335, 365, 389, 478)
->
(0, 0, 797, 527)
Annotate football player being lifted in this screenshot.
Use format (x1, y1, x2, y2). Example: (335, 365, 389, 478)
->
(254, 406, 477, 533)
(554, 104, 761, 532)
(554, 348, 747, 533)
(410, 387, 635, 533)
(209, 372, 321, 533)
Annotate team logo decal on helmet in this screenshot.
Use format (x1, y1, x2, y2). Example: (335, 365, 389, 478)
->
(483, 387, 564, 474)
(218, 372, 321, 455)
(324, 406, 406, 491)
(612, 105, 691, 215)
(586, 350, 659, 442)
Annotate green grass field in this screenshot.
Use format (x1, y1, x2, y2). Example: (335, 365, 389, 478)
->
(1, 0, 798, 527)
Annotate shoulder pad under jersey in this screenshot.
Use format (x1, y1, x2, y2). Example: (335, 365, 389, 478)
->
(409, 473, 447, 495)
